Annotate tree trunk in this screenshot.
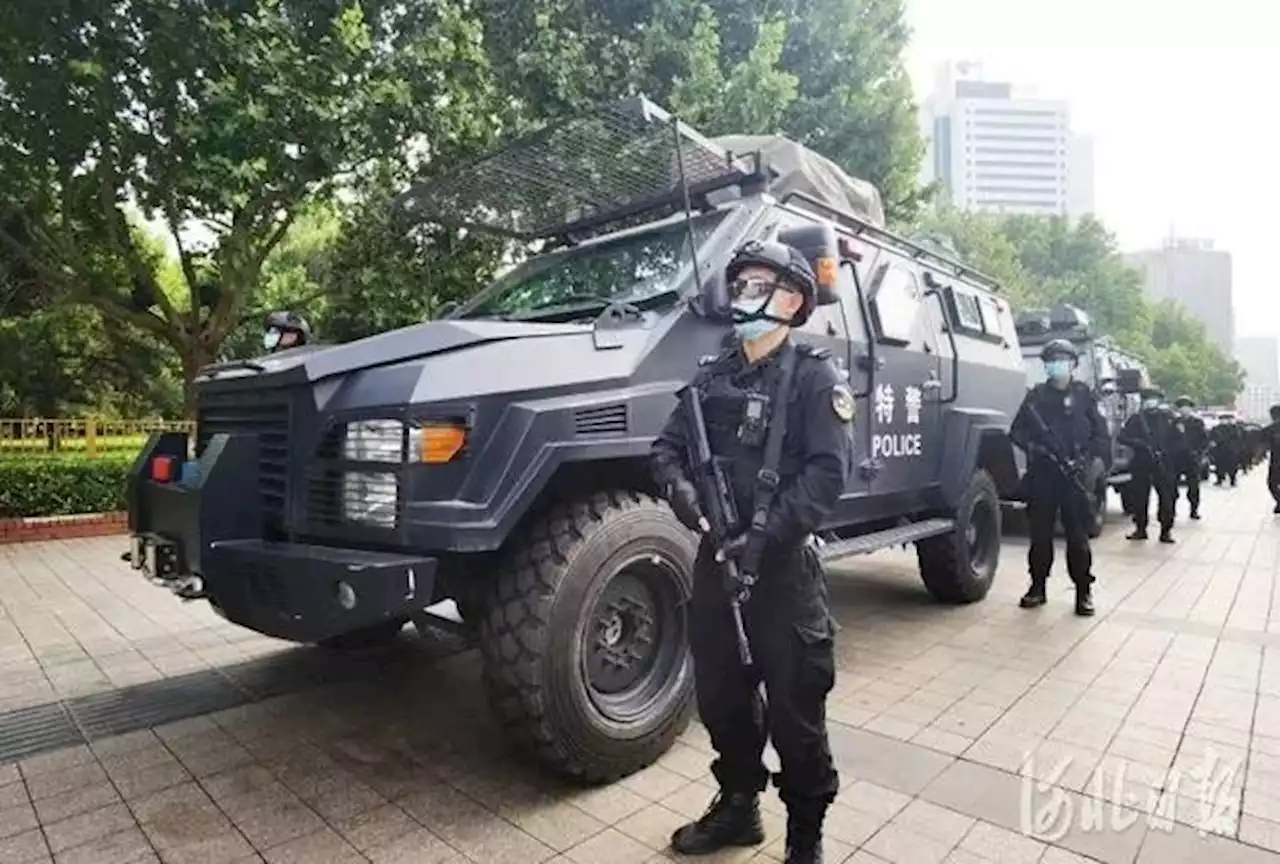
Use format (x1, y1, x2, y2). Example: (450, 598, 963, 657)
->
(180, 341, 209, 420)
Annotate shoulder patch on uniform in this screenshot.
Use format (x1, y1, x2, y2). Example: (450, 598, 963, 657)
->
(797, 344, 831, 361)
(831, 384, 855, 423)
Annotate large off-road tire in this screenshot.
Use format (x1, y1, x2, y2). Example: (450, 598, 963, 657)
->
(1088, 481, 1107, 539)
(478, 490, 697, 784)
(917, 469, 1001, 604)
(317, 618, 406, 651)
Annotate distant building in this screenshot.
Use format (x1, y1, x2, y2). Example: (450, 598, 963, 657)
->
(1123, 237, 1235, 356)
(919, 60, 1095, 219)
(1236, 385, 1280, 423)
(1236, 336, 1280, 391)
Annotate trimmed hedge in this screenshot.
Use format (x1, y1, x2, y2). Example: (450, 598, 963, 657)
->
(0, 453, 135, 518)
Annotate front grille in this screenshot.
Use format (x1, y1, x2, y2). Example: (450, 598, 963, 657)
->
(198, 391, 292, 536)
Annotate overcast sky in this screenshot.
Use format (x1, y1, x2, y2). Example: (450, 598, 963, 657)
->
(904, 0, 1276, 339)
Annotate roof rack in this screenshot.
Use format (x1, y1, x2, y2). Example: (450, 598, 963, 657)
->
(780, 191, 1002, 292)
(393, 96, 767, 242)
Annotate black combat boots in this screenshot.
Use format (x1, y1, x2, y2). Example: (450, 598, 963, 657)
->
(1159, 530, 1175, 544)
(1019, 580, 1047, 609)
(1075, 586, 1095, 617)
(783, 812, 825, 864)
(670, 791, 765, 855)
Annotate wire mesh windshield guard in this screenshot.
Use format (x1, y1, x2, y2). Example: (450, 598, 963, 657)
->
(393, 96, 764, 241)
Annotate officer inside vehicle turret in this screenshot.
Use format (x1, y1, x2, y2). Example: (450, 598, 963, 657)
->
(1119, 387, 1178, 542)
(651, 239, 854, 864)
(262, 310, 311, 353)
(1010, 338, 1109, 616)
(1171, 396, 1208, 520)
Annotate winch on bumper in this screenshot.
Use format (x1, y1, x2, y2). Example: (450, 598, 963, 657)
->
(126, 431, 436, 644)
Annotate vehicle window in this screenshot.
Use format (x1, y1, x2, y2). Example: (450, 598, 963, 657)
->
(952, 290, 983, 331)
(978, 295, 1005, 340)
(868, 262, 922, 345)
(461, 211, 728, 320)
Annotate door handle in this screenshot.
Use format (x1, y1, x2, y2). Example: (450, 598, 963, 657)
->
(922, 378, 943, 392)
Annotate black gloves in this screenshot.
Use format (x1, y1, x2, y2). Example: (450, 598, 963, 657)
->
(666, 479, 709, 534)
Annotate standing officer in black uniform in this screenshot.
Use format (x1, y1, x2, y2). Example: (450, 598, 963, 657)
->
(1264, 405, 1280, 513)
(263, 310, 311, 353)
(651, 240, 854, 864)
(1171, 396, 1208, 520)
(1119, 387, 1177, 543)
(1210, 414, 1243, 487)
(1010, 339, 1109, 616)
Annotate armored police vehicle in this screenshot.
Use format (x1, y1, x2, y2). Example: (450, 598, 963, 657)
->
(1014, 303, 1148, 533)
(127, 97, 1028, 784)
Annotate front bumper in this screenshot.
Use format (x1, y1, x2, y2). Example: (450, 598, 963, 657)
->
(127, 432, 437, 643)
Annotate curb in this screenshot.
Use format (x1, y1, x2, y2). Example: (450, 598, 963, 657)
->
(0, 512, 127, 545)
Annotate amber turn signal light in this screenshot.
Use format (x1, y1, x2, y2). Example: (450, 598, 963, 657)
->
(418, 423, 467, 463)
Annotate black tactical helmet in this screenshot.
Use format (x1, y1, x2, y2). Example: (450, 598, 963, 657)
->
(265, 309, 311, 338)
(1039, 338, 1078, 361)
(1174, 395, 1194, 407)
(724, 240, 818, 327)
(1140, 386, 1164, 401)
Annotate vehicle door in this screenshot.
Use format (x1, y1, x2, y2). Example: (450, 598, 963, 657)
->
(859, 251, 945, 499)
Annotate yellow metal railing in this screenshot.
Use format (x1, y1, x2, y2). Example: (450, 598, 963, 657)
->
(0, 418, 195, 459)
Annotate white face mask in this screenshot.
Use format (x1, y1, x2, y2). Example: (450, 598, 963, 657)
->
(263, 328, 282, 351)
(1178, 406, 1192, 417)
(1142, 399, 1159, 411)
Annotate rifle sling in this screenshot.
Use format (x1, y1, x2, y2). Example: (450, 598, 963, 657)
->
(740, 345, 799, 578)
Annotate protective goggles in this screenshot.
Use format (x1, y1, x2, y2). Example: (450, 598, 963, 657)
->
(729, 277, 797, 301)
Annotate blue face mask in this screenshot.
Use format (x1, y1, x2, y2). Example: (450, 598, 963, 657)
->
(1044, 359, 1071, 382)
(731, 297, 782, 342)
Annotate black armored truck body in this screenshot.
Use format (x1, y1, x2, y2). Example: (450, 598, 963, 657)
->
(128, 98, 1029, 783)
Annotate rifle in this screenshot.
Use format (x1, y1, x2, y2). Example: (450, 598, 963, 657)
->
(1022, 403, 1096, 504)
(1135, 411, 1167, 474)
(679, 386, 754, 667)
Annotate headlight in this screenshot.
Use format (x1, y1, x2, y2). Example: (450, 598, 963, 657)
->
(337, 417, 468, 528)
(342, 419, 467, 464)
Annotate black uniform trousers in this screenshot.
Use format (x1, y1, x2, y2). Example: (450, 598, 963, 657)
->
(1025, 469, 1093, 588)
(1215, 449, 1239, 485)
(689, 539, 838, 819)
(1130, 467, 1175, 532)
(1269, 457, 1280, 507)
(1175, 455, 1201, 514)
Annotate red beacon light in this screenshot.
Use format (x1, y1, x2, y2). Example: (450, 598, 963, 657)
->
(150, 455, 176, 482)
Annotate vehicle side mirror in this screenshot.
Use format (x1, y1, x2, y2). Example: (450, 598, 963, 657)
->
(435, 300, 460, 319)
(696, 268, 733, 323)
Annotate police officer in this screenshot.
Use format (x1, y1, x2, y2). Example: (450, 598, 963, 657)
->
(1210, 414, 1243, 486)
(1010, 339, 1109, 616)
(263, 310, 311, 353)
(1265, 405, 1280, 514)
(1171, 396, 1208, 520)
(1119, 387, 1177, 542)
(651, 240, 854, 864)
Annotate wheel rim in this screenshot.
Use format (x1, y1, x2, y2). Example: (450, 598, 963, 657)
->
(581, 553, 686, 725)
(966, 498, 999, 573)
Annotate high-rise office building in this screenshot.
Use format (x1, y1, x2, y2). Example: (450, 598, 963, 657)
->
(919, 61, 1095, 218)
(1124, 237, 1235, 356)
(1236, 336, 1280, 391)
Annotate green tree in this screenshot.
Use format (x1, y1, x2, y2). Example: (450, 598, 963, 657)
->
(473, 0, 926, 221)
(0, 0, 498, 412)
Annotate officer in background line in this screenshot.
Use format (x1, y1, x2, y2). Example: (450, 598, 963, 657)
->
(1010, 339, 1109, 617)
(1264, 405, 1280, 514)
(1119, 387, 1177, 543)
(651, 240, 855, 864)
(1210, 413, 1243, 487)
(263, 310, 311, 353)
(1171, 396, 1208, 520)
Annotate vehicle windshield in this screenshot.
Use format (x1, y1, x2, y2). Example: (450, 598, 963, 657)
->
(1022, 345, 1095, 388)
(461, 211, 729, 321)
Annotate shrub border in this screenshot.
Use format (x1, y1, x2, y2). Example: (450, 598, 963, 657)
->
(0, 511, 127, 545)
